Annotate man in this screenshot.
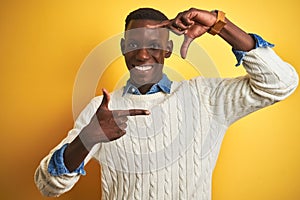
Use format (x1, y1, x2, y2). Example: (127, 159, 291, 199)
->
(35, 7, 298, 199)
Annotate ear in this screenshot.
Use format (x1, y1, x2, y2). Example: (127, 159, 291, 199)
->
(165, 40, 173, 58)
(120, 38, 125, 55)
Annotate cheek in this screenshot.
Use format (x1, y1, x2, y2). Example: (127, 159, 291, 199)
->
(124, 53, 133, 66)
(151, 50, 166, 63)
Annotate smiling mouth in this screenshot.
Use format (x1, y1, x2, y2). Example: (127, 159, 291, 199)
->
(133, 65, 153, 71)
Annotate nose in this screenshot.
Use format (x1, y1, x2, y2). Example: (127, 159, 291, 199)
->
(135, 48, 150, 61)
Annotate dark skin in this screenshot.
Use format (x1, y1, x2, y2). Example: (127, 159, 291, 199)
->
(121, 19, 173, 94)
(64, 8, 255, 172)
(64, 88, 150, 171)
(148, 8, 255, 58)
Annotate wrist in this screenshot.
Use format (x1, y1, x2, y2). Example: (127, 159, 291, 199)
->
(208, 10, 227, 35)
(217, 17, 256, 51)
(63, 136, 89, 172)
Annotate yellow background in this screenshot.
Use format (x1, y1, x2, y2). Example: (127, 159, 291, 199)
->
(0, 0, 299, 199)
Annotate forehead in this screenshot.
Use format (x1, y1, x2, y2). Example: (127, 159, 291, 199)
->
(125, 19, 169, 41)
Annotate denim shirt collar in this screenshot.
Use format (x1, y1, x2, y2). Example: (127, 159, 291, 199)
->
(122, 74, 172, 96)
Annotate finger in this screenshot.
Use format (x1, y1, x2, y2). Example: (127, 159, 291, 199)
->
(173, 13, 192, 30)
(147, 19, 185, 35)
(180, 15, 194, 27)
(115, 109, 150, 117)
(100, 88, 110, 109)
(168, 25, 187, 36)
(173, 20, 189, 31)
(129, 109, 151, 116)
(146, 20, 172, 29)
(180, 35, 194, 59)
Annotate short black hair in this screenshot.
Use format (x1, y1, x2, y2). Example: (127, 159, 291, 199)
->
(125, 8, 168, 30)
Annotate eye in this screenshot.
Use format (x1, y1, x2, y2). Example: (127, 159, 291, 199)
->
(126, 42, 138, 50)
(149, 43, 161, 50)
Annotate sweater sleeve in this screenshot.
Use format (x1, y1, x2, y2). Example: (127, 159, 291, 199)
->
(196, 47, 298, 126)
(34, 96, 102, 197)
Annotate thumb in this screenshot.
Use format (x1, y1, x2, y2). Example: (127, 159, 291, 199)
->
(100, 88, 110, 109)
(180, 35, 194, 59)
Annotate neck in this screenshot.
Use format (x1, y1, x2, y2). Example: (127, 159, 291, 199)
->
(138, 83, 154, 94)
(129, 74, 163, 94)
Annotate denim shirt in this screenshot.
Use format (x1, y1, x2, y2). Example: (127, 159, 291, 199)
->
(48, 33, 274, 176)
(123, 73, 172, 95)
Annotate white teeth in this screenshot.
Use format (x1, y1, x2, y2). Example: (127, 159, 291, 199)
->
(135, 65, 152, 71)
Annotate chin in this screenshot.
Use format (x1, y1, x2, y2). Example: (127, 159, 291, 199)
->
(131, 77, 157, 87)
(130, 70, 162, 87)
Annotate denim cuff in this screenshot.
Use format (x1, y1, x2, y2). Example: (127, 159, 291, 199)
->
(232, 33, 275, 66)
(48, 143, 86, 176)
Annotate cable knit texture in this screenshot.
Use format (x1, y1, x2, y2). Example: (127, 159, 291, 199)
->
(34, 47, 298, 199)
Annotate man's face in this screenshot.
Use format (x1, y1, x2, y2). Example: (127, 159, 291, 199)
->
(121, 19, 172, 88)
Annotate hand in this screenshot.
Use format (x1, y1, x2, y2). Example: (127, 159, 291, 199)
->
(81, 88, 150, 147)
(148, 8, 217, 58)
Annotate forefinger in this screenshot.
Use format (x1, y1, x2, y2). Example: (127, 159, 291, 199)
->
(113, 109, 151, 117)
(146, 20, 172, 29)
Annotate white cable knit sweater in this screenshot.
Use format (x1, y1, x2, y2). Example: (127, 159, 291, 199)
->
(35, 48, 298, 199)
